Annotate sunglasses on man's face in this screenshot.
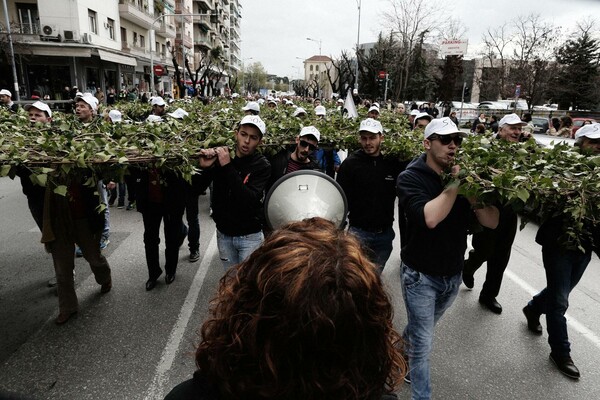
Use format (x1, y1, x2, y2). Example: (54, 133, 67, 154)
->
(430, 134, 463, 146)
(299, 139, 318, 151)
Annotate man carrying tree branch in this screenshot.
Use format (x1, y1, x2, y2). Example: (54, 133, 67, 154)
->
(397, 117, 499, 400)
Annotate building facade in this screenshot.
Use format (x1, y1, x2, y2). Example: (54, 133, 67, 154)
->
(0, 0, 239, 101)
(303, 55, 335, 99)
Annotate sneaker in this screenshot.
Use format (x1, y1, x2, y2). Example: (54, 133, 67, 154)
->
(189, 250, 200, 263)
(126, 202, 136, 211)
(75, 246, 83, 257)
(100, 238, 110, 250)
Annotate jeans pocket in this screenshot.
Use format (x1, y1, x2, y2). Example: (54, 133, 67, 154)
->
(401, 263, 422, 289)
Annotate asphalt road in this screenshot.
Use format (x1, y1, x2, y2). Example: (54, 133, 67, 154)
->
(1, 175, 599, 400)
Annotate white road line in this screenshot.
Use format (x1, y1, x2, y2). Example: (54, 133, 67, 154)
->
(28, 227, 39, 232)
(505, 269, 600, 350)
(144, 232, 217, 400)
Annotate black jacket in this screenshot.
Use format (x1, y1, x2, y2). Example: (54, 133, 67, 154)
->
(536, 215, 599, 257)
(132, 168, 189, 214)
(337, 149, 401, 231)
(397, 153, 472, 276)
(203, 152, 271, 236)
(267, 148, 319, 194)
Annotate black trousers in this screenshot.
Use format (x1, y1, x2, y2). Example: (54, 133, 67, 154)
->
(141, 201, 187, 279)
(464, 209, 518, 299)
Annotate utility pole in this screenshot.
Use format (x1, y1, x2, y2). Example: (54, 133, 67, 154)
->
(2, 0, 20, 100)
(355, 0, 361, 91)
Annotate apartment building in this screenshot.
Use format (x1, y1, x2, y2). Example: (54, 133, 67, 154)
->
(0, 0, 239, 100)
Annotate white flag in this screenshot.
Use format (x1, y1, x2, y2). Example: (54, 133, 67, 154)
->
(344, 90, 358, 119)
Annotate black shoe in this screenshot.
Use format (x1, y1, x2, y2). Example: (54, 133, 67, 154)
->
(522, 305, 543, 334)
(479, 296, 502, 314)
(165, 274, 176, 284)
(145, 279, 158, 291)
(550, 354, 580, 379)
(189, 250, 200, 263)
(462, 270, 474, 289)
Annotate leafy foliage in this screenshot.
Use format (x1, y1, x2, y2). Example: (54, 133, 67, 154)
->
(1, 101, 598, 248)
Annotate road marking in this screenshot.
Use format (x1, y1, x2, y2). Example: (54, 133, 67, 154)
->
(144, 232, 217, 400)
(505, 269, 600, 349)
(29, 227, 39, 232)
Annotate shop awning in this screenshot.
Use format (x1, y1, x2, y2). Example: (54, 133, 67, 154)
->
(98, 49, 137, 67)
(20, 46, 92, 58)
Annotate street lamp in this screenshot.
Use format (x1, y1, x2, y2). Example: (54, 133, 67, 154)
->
(355, 0, 361, 90)
(306, 37, 322, 55)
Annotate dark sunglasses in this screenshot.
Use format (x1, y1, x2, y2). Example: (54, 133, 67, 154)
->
(429, 134, 463, 146)
(299, 139, 318, 151)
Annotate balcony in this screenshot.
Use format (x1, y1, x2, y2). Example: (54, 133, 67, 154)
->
(194, 36, 212, 51)
(156, 20, 176, 38)
(175, 33, 194, 49)
(119, 0, 154, 28)
(193, 14, 212, 31)
(175, 1, 193, 23)
(195, 0, 213, 10)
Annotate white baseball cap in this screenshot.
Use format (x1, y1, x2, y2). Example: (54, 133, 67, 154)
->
(410, 109, 420, 117)
(575, 122, 600, 139)
(108, 109, 122, 122)
(242, 101, 260, 113)
(240, 115, 266, 136)
(293, 107, 307, 117)
(368, 105, 380, 114)
(257, 98, 265, 105)
(151, 96, 166, 106)
(498, 113, 527, 128)
(75, 93, 98, 111)
(359, 118, 384, 134)
(299, 126, 320, 142)
(231, 93, 239, 98)
(373, 102, 381, 109)
(315, 105, 326, 116)
(146, 114, 163, 123)
(424, 117, 465, 139)
(167, 107, 189, 119)
(0, 89, 12, 97)
(414, 112, 432, 123)
(24, 101, 52, 117)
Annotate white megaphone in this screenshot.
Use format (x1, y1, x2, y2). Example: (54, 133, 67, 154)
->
(264, 170, 348, 230)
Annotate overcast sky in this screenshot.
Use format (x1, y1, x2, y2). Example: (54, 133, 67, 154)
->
(240, 0, 599, 78)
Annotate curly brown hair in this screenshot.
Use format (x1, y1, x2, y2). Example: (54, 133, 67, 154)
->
(196, 217, 405, 399)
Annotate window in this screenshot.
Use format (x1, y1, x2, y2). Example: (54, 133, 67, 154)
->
(120, 27, 127, 44)
(310, 65, 313, 72)
(16, 3, 39, 34)
(140, 35, 145, 48)
(315, 65, 319, 72)
(88, 9, 98, 34)
(107, 18, 115, 40)
(133, 32, 138, 45)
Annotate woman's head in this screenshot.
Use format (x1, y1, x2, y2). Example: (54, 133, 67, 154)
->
(560, 115, 573, 128)
(196, 217, 404, 399)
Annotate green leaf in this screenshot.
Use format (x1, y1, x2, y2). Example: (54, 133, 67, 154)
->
(54, 185, 68, 196)
(0, 165, 11, 177)
(516, 188, 530, 203)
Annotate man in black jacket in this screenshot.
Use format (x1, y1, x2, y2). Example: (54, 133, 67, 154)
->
(396, 117, 499, 399)
(337, 118, 401, 270)
(522, 123, 600, 380)
(198, 115, 271, 269)
(267, 125, 320, 193)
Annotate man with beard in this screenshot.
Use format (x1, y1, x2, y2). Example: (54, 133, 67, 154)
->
(463, 113, 529, 314)
(337, 118, 402, 271)
(266, 126, 320, 193)
(396, 117, 499, 399)
(522, 123, 600, 380)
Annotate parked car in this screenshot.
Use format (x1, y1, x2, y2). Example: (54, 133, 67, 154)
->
(531, 116, 549, 134)
(572, 117, 598, 135)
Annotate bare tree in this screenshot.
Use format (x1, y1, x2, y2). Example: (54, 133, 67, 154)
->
(479, 23, 513, 100)
(382, 0, 446, 99)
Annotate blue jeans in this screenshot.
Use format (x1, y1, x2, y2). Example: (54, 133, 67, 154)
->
(216, 230, 263, 270)
(348, 226, 395, 270)
(98, 180, 110, 241)
(401, 262, 462, 400)
(528, 246, 591, 358)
